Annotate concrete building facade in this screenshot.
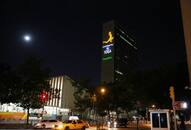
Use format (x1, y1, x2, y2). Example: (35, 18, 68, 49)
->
(46, 75, 75, 109)
(180, 0, 191, 86)
(44, 75, 75, 119)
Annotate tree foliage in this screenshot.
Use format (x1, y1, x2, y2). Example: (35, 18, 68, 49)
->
(138, 62, 189, 109)
(0, 57, 52, 124)
(0, 63, 21, 104)
(72, 79, 93, 114)
(72, 77, 140, 118)
(17, 57, 51, 110)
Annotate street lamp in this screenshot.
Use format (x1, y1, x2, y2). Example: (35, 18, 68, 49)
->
(99, 87, 107, 129)
(185, 86, 191, 90)
(100, 88, 106, 95)
(182, 102, 188, 109)
(152, 104, 156, 108)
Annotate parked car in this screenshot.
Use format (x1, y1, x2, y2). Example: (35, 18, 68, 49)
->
(34, 119, 63, 128)
(52, 120, 87, 130)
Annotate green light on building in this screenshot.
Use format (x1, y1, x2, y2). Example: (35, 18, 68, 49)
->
(102, 57, 112, 61)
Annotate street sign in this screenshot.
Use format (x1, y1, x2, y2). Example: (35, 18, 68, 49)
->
(173, 101, 181, 109)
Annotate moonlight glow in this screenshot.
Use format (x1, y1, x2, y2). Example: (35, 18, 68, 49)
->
(24, 35, 31, 42)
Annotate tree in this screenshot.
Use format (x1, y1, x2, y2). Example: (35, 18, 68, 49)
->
(17, 57, 51, 124)
(0, 63, 21, 104)
(72, 76, 140, 119)
(102, 80, 137, 118)
(72, 79, 94, 118)
(136, 62, 189, 110)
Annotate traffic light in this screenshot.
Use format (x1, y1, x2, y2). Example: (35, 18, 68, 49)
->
(40, 91, 48, 103)
(169, 86, 175, 100)
(42, 93, 47, 100)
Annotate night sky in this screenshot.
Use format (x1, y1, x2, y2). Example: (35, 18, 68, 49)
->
(0, 0, 187, 85)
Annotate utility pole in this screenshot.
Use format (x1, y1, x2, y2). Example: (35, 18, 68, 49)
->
(169, 86, 177, 130)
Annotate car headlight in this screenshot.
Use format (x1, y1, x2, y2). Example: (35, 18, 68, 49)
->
(52, 124, 64, 129)
(107, 122, 111, 127)
(58, 125, 64, 129)
(36, 123, 41, 126)
(114, 122, 117, 127)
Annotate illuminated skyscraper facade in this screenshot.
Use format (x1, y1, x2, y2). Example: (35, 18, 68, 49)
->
(101, 21, 137, 83)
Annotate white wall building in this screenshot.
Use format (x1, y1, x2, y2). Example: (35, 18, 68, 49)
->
(46, 75, 75, 109)
(43, 75, 75, 119)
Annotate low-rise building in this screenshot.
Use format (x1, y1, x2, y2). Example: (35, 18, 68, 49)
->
(0, 75, 75, 121)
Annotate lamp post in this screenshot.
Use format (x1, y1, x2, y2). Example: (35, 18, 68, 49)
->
(169, 86, 177, 130)
(40, 91, 48, 119)
(92, 94, 96, 123)
(99, 87, 107, 130)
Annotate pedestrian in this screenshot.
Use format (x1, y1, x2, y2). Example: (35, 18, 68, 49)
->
(179, 119, 186, 130)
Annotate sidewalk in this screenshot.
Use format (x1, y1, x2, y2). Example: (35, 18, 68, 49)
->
(0, 124, 33, 129)
(87, 126, 150, 130)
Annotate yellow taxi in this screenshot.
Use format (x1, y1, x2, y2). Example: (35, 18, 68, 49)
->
(52, 120, 88, 130)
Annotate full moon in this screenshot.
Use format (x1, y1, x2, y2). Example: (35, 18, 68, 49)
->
(24, 35, 31, 42)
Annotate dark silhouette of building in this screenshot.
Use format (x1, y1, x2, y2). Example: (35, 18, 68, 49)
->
(101, 21, 137, 83)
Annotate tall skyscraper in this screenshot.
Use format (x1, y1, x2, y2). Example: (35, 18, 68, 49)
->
(180, 0, 191, 86)
(101, 21, 137, 83)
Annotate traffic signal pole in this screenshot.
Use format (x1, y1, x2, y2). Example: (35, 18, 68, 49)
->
(40, 91, 48, 119)
(172, 98, 177, 130)
(169, 86, 177, 130)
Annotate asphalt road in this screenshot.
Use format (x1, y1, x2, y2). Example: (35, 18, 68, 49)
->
(0, 127, 150, 130)
(0, 128, 150, 130)
(99, 128, 150, 130)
